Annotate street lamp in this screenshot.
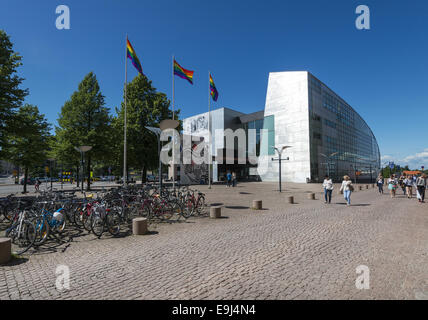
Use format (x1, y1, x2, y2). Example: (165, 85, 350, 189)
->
(320, 152, 338, 180)
(47, 158, 55, 190)
(74, 146, 92, 192)
(146, 127, 162, 190)
(271, 145, 292, 193)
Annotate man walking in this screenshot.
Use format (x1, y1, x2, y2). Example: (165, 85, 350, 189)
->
(377, 175, 384, 194)
(322, 175, 334, 204)
(226, 171, 232, 188)
(416, 174, 426, 203)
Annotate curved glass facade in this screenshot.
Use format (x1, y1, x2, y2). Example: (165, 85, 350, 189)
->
(308, 74, 381, 182)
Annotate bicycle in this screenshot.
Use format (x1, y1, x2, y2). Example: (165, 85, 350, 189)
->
(5, 208, 36, 255)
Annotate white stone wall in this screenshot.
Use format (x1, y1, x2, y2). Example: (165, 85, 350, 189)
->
(259, 71, 311, 183)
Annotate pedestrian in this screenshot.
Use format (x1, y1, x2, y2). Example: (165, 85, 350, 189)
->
(35, 178, 41, 192)
(398, 174, 406, 195)
(377, 175, 384, 194)
(226, 171, 232, 188)
(339, 175, 353, 206)
(232, 172, 237, 187)
(416, 173, 426, 203)
(322, 175, 334, 204)
(387, 174, 398, 198)
(404, 175, 414, 199)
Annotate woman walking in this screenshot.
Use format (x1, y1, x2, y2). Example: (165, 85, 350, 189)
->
(376, 175, 384, 194)
(340, 175, 353, 206)
(404, 175, 414, 198)
(387, 175, 398, 198)
(322, 175, 334, 204)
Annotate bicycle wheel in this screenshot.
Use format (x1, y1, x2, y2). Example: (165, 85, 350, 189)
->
(170, 200, 185, 220)
(54, 217, 66, 234)
(196, 196, 206, 215)
(159, 202, 174, 221)
(33, 216, 50, 247)
(73, 207, 84, 228)
(82, 209, 93, 232)
(6, 220, 36, 255)
(106, 212, 121, 236)
(90, 214, 104, 238)
(182, 196, 194, 218)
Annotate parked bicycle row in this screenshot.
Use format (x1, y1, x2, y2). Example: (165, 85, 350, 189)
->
(0, 184, 208, 255)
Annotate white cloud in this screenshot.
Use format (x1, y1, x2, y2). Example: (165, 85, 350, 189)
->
(401, 148, 428, 169)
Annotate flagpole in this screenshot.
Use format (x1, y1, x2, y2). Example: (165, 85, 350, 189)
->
(123, 34, 128, 186)
(208, 71, 211, 189)
(172, 55, 175, 190)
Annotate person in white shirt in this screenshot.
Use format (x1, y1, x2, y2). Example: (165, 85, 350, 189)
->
(339, 175, 353, 206)
(403, 175, 414, 198)
(416, 174, 427, 203)
(387, 174, 398, 198)
(322, 175, 334, 204)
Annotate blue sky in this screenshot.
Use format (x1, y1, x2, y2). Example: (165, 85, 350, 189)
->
(1, 0, 427, 168)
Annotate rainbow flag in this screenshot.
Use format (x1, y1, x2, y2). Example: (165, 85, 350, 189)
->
(210, 74, 218, 101)
(127, 39, 143, 74)
(174, 60, 194, 85)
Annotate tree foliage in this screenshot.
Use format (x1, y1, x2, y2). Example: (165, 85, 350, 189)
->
(54, 72, 113, 189)
(0, 30, 29, 158)
(6, 105, 51, 192)
(113, 74, 179, 181)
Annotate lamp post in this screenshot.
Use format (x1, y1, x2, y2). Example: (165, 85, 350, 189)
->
(47, 158, 55, 190)
(74, 146, 92, 192)
(271, 146, 292, 193)
(320, 152, 338, 180)
(146, 127, 162, 190)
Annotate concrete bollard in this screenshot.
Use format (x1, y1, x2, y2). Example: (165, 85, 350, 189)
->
(0, 238, 11, 265)
(372, 184, 375, 188)
(132, 218, 148, 235)
(252, 200, 262, 210)
(358, 186, 362, 191)
(366, 185, 369, 189)
(210, 206, 222, 218)
(287, 196, 294, 204)
(307, 193, 315, 200)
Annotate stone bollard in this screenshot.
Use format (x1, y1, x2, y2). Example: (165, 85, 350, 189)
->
(210, 206, 222, 218)
(132, 218, 148, 235)
(252, 200, 262, 210)
(287, 196, 294, 204)
(307, 193, 315, 200)
(0, 238, 11, 265)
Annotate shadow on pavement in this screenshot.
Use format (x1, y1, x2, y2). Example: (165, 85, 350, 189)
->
(1, 256, 28, 266)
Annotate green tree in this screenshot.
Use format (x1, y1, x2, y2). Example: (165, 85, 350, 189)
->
(6, 105, 51, 193)
(0, 30, 29, 158)
(113, 74, 178, 182)
(54, 72, 113, 190)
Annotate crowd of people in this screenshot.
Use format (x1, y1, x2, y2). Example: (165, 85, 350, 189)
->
(377, 173, 427, 202)
(322, 172, 427, 206)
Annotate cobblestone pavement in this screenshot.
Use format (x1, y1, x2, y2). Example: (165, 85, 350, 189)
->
(0, 182, 427, 300)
